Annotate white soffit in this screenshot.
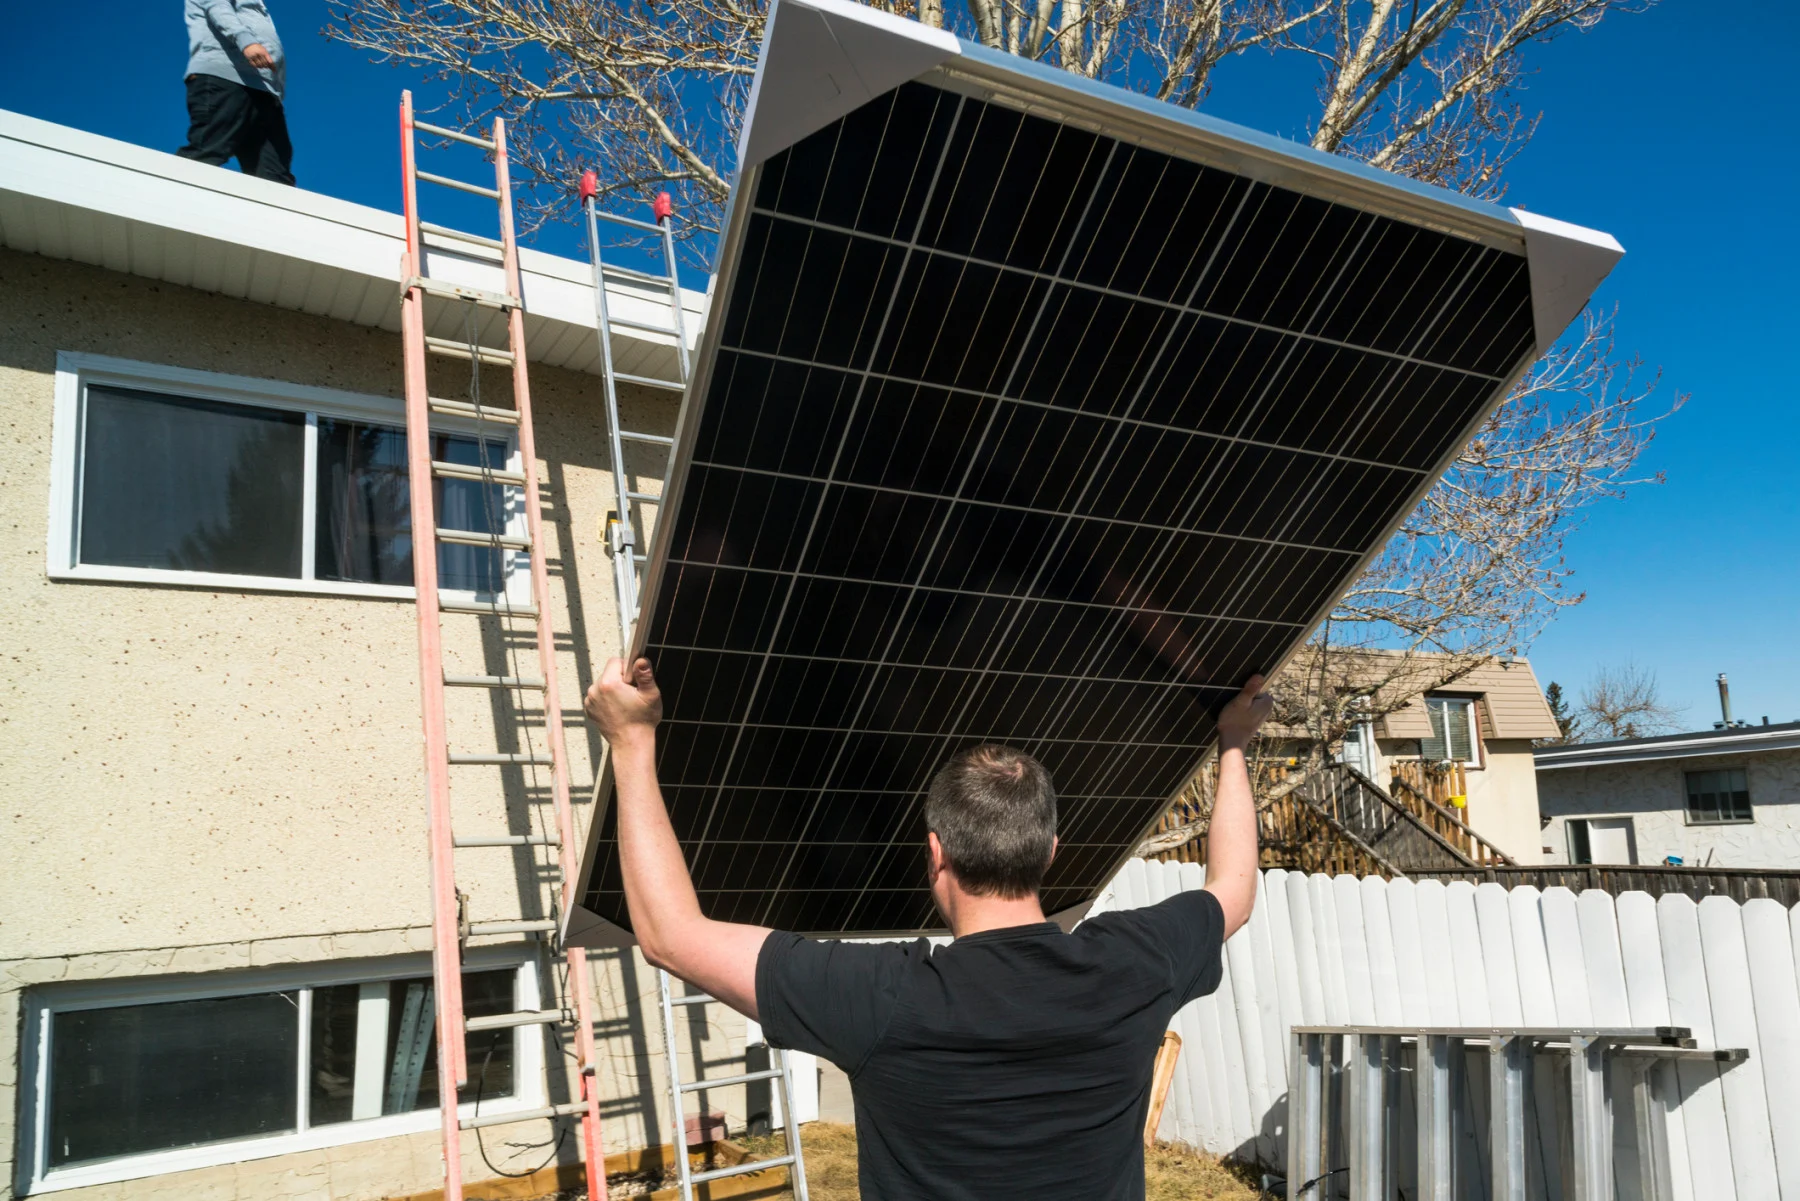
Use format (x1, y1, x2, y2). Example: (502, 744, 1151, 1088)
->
(1511, 207, 1625, 351)
(0, 107, 705, 378)
(737, 0, 960, 170)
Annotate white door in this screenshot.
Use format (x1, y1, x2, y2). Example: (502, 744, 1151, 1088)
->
(1586, 817, 1637, 865)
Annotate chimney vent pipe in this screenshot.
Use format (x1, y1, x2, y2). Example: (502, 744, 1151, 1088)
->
(1718, 673, 1733, 726)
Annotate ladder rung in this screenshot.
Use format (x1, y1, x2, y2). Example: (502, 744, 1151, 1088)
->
(467, 918, 557, 937)
(619, 428, 676, 445)
(429, 397, 520, 424)
(609, 316, 680, 336)
(420, 222, 504, 252)
(437, 526, 530, 549)
(466, 1009, 567, 1032)
(432, 460, 526, 485)
(425, 336, 515, 366)
(414, 119, 496, 151)
(598, 210, 664, 233)
(680, 1068, 782, 1092)
(669, 993, 716, 1006)
(418, 169, 501, 199)
(455, 832, 560, 847)
(604, 262, 677, 288)
(691, 1156, 796, 1185)
(445, 673, 546, 689)
(626, 491, 660, 503)
(448, 752, 555, 766)
(404, 275, 519, 310)
(438, 596, 539, 617)
(615, 373, 686, 393)
(461, 1100, 587, 1131)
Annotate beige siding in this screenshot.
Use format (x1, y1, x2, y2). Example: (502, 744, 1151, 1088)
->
(0, 249, 743, 1199)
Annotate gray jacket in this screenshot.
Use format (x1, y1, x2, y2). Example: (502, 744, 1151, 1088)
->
(186, 0, 286, 98)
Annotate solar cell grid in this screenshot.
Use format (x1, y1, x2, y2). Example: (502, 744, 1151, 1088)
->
(573, 52, 1573, 937)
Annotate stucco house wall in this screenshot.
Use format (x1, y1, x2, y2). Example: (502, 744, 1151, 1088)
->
(0, 248, 759, 1200)
(1537, 747, 1800, 868)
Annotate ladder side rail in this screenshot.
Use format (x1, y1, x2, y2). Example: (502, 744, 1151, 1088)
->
(492, 117, 609, 1201)
(400, 89, 468, 1201)
(657, 204, 691, 384)
(776, 1048, 812, 1201)
(585, 192, 642, 651)
(659, 970, 698, 1200)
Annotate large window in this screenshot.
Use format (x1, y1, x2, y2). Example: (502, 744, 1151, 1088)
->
(1686, 768, 1753, 824)
(20, 954, 539, 1193)
(1421, 696, 1480, 765)
(50, 355, 520, 599)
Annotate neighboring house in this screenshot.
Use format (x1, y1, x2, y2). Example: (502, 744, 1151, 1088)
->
(1536, 722, 1800, 868)
(1323, 655, 1562, 864)
(0, 108, 799, 1201)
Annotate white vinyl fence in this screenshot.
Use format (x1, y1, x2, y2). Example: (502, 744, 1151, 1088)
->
(1090, 859, 1800, 1201)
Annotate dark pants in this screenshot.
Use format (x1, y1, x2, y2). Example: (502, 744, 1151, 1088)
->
(177, 74, 295, 185)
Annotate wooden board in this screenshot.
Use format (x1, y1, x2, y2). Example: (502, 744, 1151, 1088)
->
(1539, 886, 1593, 1025)
(1332, 873, 1378, 1025)
(1697, 894, 1778, 1200)
(1741, 898, 1800, 1199)
(1475, 881, 1525, 1026)
(1615, 890, 1695, 1201)
(1507, 885, 1560, 1026)
(1411, 879, 1462, 1025)
(1384, 878, 1433, 1027)
(1444, 881, 1491, 1025)
(1360, 876, 1406, 1026)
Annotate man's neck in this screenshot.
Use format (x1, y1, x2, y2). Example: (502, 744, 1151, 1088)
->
(945, 892, 1049, 939)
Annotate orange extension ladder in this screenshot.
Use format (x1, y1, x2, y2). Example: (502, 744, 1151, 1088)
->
(396, 91, 608, 1201)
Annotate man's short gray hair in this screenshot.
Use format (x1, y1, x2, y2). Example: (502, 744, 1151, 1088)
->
(924, 744, 1057, 898)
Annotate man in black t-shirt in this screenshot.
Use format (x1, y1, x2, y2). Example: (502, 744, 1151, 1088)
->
(585, 660, 1271, 1201)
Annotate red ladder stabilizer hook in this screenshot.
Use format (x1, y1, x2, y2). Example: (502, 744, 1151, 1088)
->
(578, 169, 598, 203)
(653, 192, 674, 221)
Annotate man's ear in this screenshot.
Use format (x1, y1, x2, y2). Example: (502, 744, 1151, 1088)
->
(926, 831, 945, 881)
(1047, 835, 1059, 866)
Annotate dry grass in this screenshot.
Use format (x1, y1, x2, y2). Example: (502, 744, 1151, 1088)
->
(728, 1125, 1269, 1201)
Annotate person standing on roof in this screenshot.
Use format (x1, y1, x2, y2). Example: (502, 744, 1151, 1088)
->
(178, 0, 295, 185)
(585, 658, 1271, 1201)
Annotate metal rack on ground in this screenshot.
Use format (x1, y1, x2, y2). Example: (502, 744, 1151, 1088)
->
(579, 171, 811, 1201)
(397, 90, 607, 1201)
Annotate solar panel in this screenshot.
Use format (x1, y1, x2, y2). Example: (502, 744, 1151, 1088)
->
(567, 0, 1620, 941)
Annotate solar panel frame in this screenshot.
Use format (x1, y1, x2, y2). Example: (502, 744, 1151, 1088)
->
(566, 0, 1620, 944)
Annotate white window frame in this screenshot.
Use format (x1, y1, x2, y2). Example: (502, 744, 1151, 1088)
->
(48, 352, 527, 603)
(16, 948, 543, 1196)
(1423, 695, 1483, 768)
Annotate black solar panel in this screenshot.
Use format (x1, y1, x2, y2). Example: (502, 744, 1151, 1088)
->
(570, 6, 1610, 940)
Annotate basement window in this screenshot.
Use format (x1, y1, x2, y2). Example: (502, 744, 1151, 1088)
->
(19, 953, 539, 1194)
(49, 353, 523, 601)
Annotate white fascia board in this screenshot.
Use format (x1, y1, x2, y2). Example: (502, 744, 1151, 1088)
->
(0, 108, 705, 372)
(1535, 731, 1800, 770)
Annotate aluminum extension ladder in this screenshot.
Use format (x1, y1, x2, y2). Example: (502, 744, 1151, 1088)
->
(578, 177, 811, 1201)
(1288, 1024, 1748, 1201)
(397, 91, 608, 1201)
(660, 979, 813, 1201)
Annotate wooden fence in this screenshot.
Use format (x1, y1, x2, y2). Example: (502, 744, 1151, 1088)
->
(1094, 859, 1800, 1199)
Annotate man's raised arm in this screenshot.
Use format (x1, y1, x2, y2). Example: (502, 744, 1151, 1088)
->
(1203, 675, 1273, 938)
(585, 658, 771, 1017)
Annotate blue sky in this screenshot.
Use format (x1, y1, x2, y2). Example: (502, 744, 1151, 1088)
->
(3, 2, 1794, 728)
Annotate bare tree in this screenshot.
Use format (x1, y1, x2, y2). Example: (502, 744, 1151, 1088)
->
(1576, 662, 1685, 741)
(325, 0, 1653, 236)
(326, 0, 1678, 814)
(1259, 308, 1678, 778)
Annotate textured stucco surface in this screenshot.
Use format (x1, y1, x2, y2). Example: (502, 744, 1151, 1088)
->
(0, 248, 756, 1199)
(1537, 748, 1800, 867)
